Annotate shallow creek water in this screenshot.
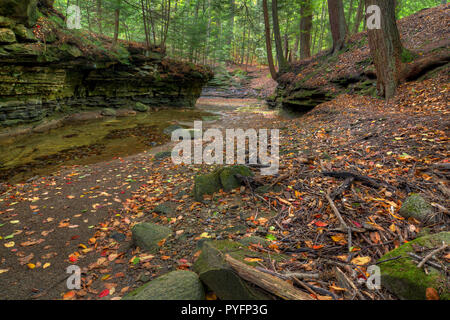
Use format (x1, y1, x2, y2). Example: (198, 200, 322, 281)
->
(0, 98, 279, 184)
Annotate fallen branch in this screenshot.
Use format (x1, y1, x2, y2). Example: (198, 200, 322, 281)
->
(224, 254, 313, 300)
(322, 171, 394, 190)
(417, 244, 448, 269)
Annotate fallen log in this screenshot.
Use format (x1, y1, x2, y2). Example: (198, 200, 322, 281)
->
(224, 254, 313, 300)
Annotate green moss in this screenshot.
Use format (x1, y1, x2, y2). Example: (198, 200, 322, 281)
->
(379, 232, 450, 300)
(219, 165, 253, 192)
(401, 48, 416, 63)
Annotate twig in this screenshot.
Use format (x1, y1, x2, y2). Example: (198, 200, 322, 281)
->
(408, 252, 445, 271)
(325, 192, 349, 231)
(417, 244, 448, 269)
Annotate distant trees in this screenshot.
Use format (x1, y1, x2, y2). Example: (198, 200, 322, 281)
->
(263, 0, 277, 79)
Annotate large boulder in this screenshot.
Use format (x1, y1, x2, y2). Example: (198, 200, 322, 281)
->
(131, 222, 171, 253)
(399, 193, 432, 221)
(379, 232, 449, 300)
(122, 270, 205, 300)
(193, 241, 270, 300)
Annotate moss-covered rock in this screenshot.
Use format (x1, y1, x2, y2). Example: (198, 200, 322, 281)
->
(154, 151, 172, 160)
(239, 236, 270, 248)
(193, 241, 272, 300)
(133, 102, 149, 112)
(122, 270, 205, 300)
(132, 222, 171, 253)
(399, 193, 432, 221)
(100, 108, 116, 116)
(379, 232, 450, 300)
(193, 168, 223, 202)
(219, 165, 254, 192)
(153, 203, 173, 215)
(12, 24, 36, 42)
(0, 16, 16, 28)
(193, 165, 253, 201)
(0, 28, 16, 44)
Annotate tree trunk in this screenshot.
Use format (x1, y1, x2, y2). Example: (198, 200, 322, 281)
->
(96, 0, 102, 34)
(300, 0, 313, 59)
(272, 0, 289, 72)
(327, 0, 347, 54)
(262, 0, 277, 80)
(113, 0, 121, 46)
(352, 0, 364, 34)
(366, 0, 404, 99)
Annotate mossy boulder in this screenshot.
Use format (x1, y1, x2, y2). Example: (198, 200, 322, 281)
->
(399, 194, 432, 221)
(131, 222, 171, 253)
(193, 165, 253, 201)
(133, 102, 149, 112)
(193, 168, 223, 201)
(193, 241, 272, 300)
(219, 165, 254, 192)
(122, 270, 205, 300)
(0, 28, 16, 44)
(379, 232, 450, 300)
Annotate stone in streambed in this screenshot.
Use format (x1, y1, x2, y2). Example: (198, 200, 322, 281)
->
(131, 222, 171, 253)
(133, 102, 149, 112)
(122, 270, 205, 300)
(378, 232, 450, 300)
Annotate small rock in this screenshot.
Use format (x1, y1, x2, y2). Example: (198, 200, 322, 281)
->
(110, 232, 126, 242)
(154, 151, 172, 160)
(399, 193, 432, 221)
(101, 108, 117, 116)
(153, 203, 173, 215)
(133, 102, 149, 112)
(132, 223, 171, 253)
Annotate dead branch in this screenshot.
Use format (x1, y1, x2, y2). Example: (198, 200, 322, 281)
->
(224, 254, 313, 300)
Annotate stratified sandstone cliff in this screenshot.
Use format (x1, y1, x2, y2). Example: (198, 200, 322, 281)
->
(0, 0, 213, 127)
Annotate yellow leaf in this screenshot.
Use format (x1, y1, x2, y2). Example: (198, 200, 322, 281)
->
(389, 223, 397, 232)
(244, 257, 263, 263)
(331, 234, 346, 243)
(0, 269, 9, 274)
(4, 241, 15, 248)
(27, 263, 36, 269)
(200, 232, 211, 239)
(351, 256, 371, 266)
(43, 263, 51, 269)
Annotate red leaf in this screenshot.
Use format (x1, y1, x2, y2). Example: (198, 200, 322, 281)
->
(98, 289, 109, 298)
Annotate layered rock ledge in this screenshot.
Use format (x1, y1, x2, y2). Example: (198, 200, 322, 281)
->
(0, 0, 213, 128)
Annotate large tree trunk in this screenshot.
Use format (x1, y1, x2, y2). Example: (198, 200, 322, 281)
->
(299, 0, 313, 59)
(263, 0, 277, 80)
(327, 0, 347, 54)
(366, 0, 404, 99)
(272, 0, 289, 72)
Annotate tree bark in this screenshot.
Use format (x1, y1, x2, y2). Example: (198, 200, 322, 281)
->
(263, 0, 277, 80)
(300, 0, 313, 59)
(352, 0, 364, 34)
(366, 0, 404, 98)
(272, 0, 289, 72)
(327, 0, 347, 54)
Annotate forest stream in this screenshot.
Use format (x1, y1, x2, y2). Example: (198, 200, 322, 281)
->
(0, 95, 277, 184)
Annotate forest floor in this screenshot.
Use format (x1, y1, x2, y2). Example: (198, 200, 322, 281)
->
(0, 65, 447, 300)
(0, 6, 449, 300)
